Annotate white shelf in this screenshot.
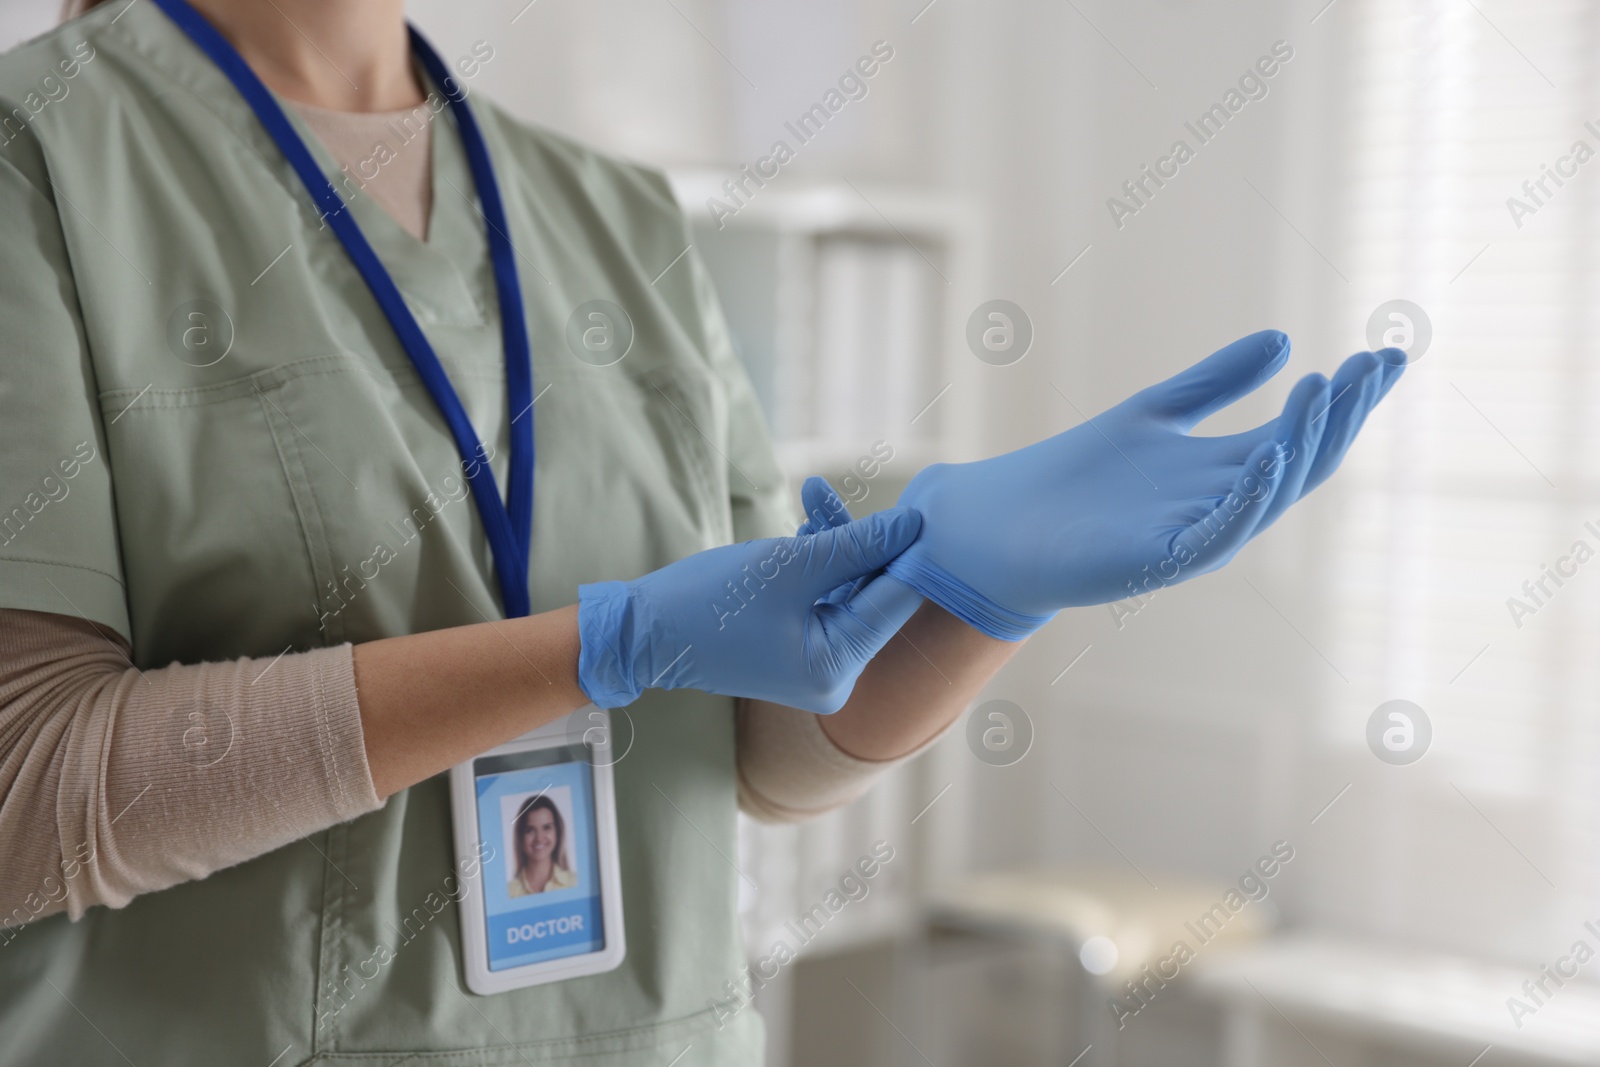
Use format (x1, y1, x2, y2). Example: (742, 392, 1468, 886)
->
(1191, 933, 1600, 1065)
(774, 438, 946, 481)
(669, 169, 976, 239)
(687, 171, 986, 982)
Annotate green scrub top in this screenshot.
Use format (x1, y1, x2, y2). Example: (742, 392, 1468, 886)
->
(0, 4, 792, 1064)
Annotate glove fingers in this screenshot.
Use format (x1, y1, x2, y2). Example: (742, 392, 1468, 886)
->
(1168, 438, 1289, 575)
(803, 506, 923, 592)
(1374, 346, 1408, 398)
(1230, 343, 1404, 441)
(819, 578, 864, 607)
(798, 478, 867, 608)
(813, 572, 924, 656)
(1131, 330, 1291, 432)
(1298, 351, 1392, 496)
(1248, 372, 1332, 531)
(796, 475, 854, 535)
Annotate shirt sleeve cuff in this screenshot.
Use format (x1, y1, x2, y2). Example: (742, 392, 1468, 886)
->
(314, 643, 382, 821)
(736, 700, 957, 823)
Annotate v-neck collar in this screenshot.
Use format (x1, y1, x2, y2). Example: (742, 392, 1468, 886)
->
(109, 0, 491, 328)
(287, 95, 440, 244)
(284, 91, 491, 327)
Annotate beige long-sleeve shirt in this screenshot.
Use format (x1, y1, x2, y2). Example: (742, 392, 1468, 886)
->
(0, 607, 898, 929)
(0, 105, 907, 931)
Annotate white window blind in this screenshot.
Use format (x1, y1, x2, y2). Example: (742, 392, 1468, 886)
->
(1321, 0, 1600, 952)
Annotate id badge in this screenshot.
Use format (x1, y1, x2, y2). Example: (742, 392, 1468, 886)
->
(449, 705, 627, 993)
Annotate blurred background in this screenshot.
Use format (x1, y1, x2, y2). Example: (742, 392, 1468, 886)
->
(7, 0, 1600, 1063)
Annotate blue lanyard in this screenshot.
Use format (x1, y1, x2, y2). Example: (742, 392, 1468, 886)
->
(153, 0, 536, 619)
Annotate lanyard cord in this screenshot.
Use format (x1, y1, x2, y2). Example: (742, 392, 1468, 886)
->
(152, 0, 536, 618)
(408, 28, 536, 575)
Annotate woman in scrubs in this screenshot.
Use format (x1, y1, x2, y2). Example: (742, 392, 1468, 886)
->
(0, 0, 1402, 1063)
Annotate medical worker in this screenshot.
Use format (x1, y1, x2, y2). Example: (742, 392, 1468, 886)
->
(0, 0, 1403, 1063)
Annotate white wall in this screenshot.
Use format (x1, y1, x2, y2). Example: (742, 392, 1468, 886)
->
(0, 0, 61, 50)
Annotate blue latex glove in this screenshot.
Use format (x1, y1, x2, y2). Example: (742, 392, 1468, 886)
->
(577, 507, 926, 713)
(809, 331, 1404, 640)
(794, 485, 879, 607)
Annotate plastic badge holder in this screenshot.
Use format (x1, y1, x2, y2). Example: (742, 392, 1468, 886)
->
(449, 706, 626, 993)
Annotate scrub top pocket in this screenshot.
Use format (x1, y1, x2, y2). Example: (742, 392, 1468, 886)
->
(633, 362, 732, 547)
(97, 359, 342, 668)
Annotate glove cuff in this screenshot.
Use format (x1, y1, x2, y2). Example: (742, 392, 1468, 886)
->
(577, 581, 645, 708)
(884, 556, 1054, 641)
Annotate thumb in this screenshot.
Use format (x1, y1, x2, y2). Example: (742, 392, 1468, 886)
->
(801, 506, 922, 591)
(1132, 330, 1290, 432)
(796, 475, 854, 535)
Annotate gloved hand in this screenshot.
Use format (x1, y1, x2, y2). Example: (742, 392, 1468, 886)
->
(808, 331, 1404, 641)
(577, 508, 926, 713)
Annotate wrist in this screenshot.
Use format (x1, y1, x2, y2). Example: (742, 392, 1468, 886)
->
(576, 580, 644, 707)
(882, 554, 1054, 641)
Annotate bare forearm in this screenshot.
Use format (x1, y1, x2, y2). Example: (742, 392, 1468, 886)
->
(356, 595, 1017, 798)
(733, 602, 1017, 824)
(818, 600, 1021, 761)
(0, 604, 587, 923)
(353, 604, 589, 798)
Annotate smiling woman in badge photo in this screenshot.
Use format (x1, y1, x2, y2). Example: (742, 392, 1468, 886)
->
(505, 790, 576, 898)
(0, 0, 1424, 1064)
